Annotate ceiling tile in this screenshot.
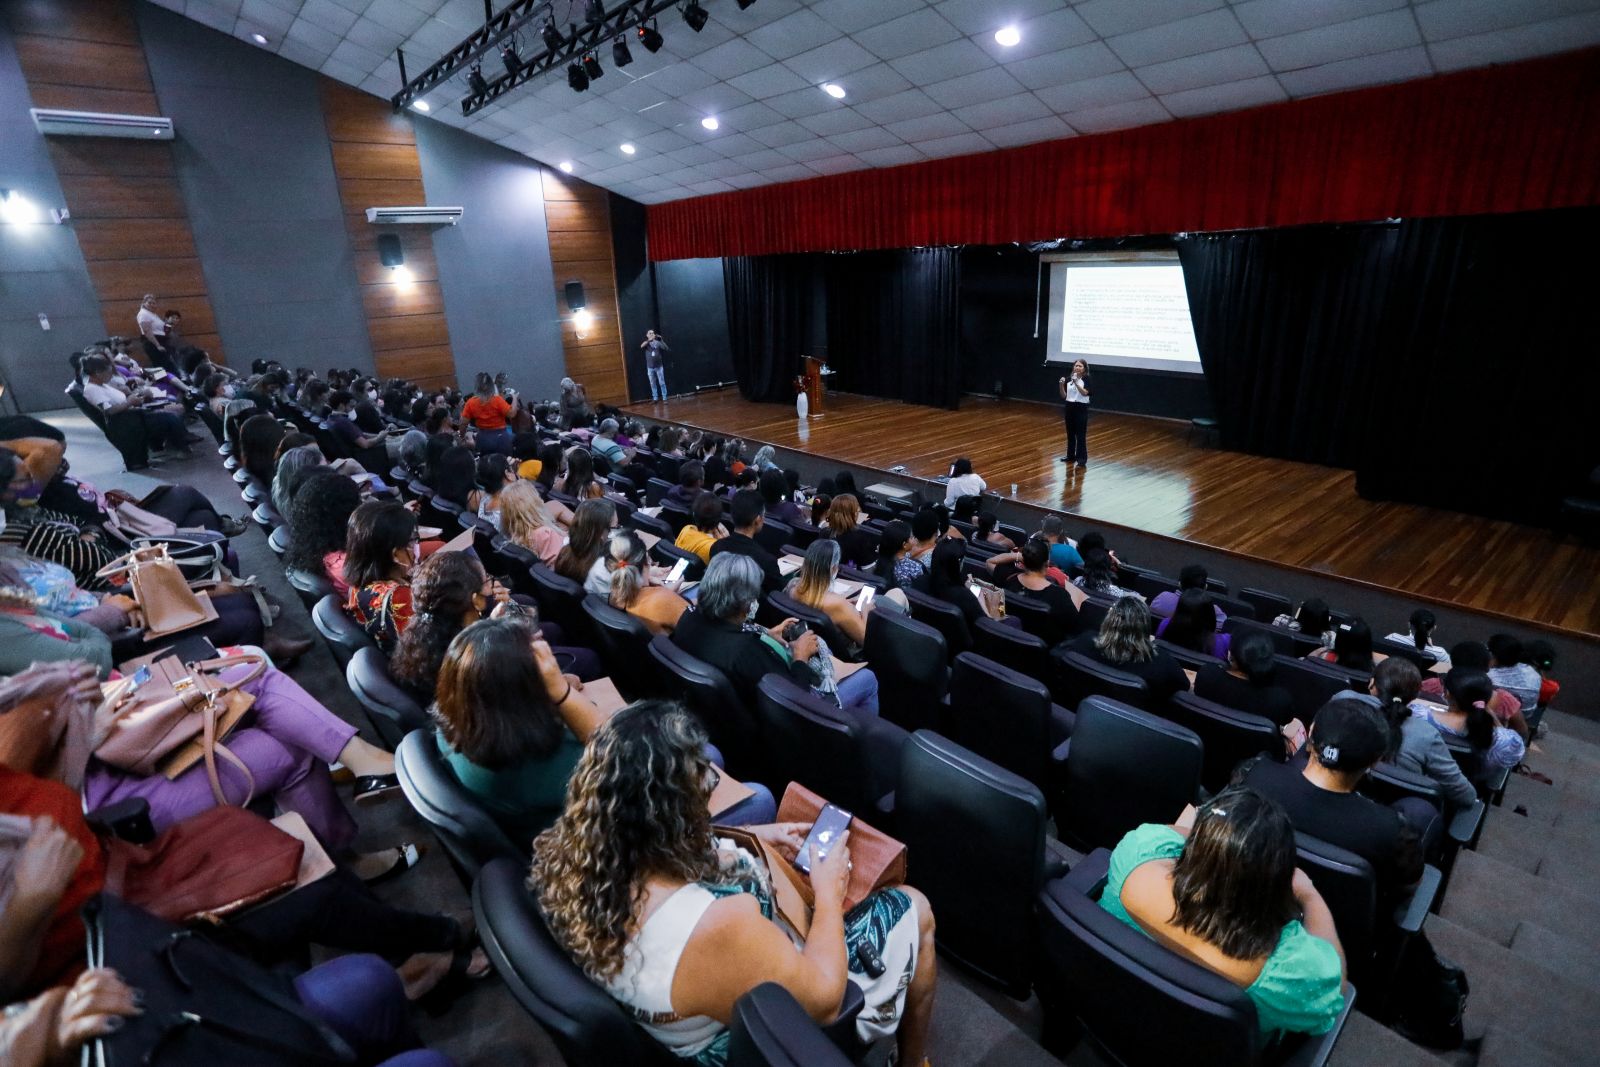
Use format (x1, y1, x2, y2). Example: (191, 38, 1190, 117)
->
(1063, 96, 1170, 133)
(827, 126, 904, 153)
(402, 18, 459, 54)
(1106, 8, 1249, 67)
(764, 162, 819, 183)
(1429, 11, 1600, 71)
(855, 143, 926, 168)
(686, 179, 736, 195)
(239, 0, 296, 34)
(884, 111, 971, 142)
(887, 37, 994, 83)
(1415, 0, 1599, 41)
(286, 17, 342, 53)
(1233, 0, 1408, 39)
(1256, 9, 1421, 71)
(1160, 73, 1287, 117)
(922, 66, 1026, 109)
(604, 76, 674, 114)
(763, 85, 839, 118)
(429, 0, 480, 31)
(850, 9, 964, 62)
(1075, 0, 1227, 38)
(320, 57, 369, 85)
(362, 0, 428, 36)
(698, 158, 750, 179)
(185, 2, 236, 33)
(690, 38, 780, 81)
(934, 0, 1064, 36)
(252, 0, 302, 15)
(855, 87, 946, 124)
(806, 154, 865, 175)
(912, 131, 993, 159)
(330, 37, 385, 71)
(973, 7, 1100, 62)
(775, 138, 840, 162)
(296, 0, 356, 35)
(982, 113, 1074, 147)
(709, 0, 805, 36)
(708, 132, 766, 157)
(1276, 44, 1432, 96)
(603, 113, 665, 141)
(718, 99, 786, 130)
(744, 119, 812, 147)
(676, 82, 758, 115)
(666, 142, 721, 166)
(795, 106, 873, 136)
(784, 36, 879, 83)
(952, 91, 1052, 130)
(724, 172, 770, 190)
(1137, 43, 1271, 94)
(1008, 40, 1126, 90)
(733, 148, 794, 170)
(1033, 70, 1149, 113)
(806, 0, 926, 36)
(635, 61, 720, 97)
(745, 8, 844, 61)
(728, 63, 812, 99)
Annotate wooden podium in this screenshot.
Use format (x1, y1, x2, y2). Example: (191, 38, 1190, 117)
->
(801, 356, 826, 418)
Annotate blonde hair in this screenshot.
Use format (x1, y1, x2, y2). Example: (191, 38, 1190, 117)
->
(498, 480, 556, 547)
(789, 538, 839, 608)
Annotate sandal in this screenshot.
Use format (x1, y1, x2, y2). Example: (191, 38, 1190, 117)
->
(362, 841, 425, 886)
(418, 945, 493, 1015)
(353, 773, 401, 805)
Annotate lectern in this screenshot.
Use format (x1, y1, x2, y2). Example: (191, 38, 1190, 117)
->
(801, 356, 826, 418)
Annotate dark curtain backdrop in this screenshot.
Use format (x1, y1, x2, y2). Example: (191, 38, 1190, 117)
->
(722, 254, 822, 403)
(827, 248, 962, 410)
(1177, 208, 1600, 526)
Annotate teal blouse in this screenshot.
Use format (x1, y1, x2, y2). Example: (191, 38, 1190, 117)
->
(436, 728, 583, 844)
(1100, 823, 1345, 1036)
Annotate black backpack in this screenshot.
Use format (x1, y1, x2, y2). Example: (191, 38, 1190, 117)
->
(1393, 932, 1470, 1050)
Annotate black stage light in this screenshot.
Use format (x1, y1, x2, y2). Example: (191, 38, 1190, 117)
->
(467, 64, 488, 95)
(541, 19, 563, 52)
(582, 52, 604, 79)
(501, 42, 522, 76)
(567, 61, 589, 91)
(584, 0, 605, 21)
(637, 19, 663, 52)
(612, 36, 633, 67)
(683, 1, 708, 32)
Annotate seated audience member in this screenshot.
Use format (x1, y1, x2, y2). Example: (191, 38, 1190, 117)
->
(0, 414, 67, 489)
(530, 701, 934, 1065)
(1485, 633, 1542, 714)
(558, 377, 591, 428)
(1038, 515, 1081, 571)
(473, 454, 516, 526)
(78, 354, 191, 455)
(942, 456, 986, 509)
(1524, 639, 1559, 731)
(200, 372, 233, 420)
(286, 470, 365, 597)
(554, 447, 604, 502)
(1151, 565, 1228, 625)
(271, 443, 325, 518)
(390, 551, 507, 702)
(1101, 788, 1346, 1036)
(0, 582, 113, 676)
(698, 435, 727, 489)
(1349, 658, 1478, 809)
(1417, 641, 1524, 734)
(497, 481, 566, 566)
(552, 499, 617, 585)
(1242, 699, 1427, 903)
(750, 444, 778, 472)
(785, 539, 887, 656)
(832, 470, 859, 499)
(1417, 668, 1527, 775)
(1308, 619, 1375, 674)
(343, 501, 422, 654)
(665, 461, 706, 510)
(721, 438, 745, 477)
(674, 553, 879, 716)
(460, 372, 518, 455)
(1064, 596, 1188, 702)
(428, 446, 480, 514)
(1272, 597, 1335, 648)
(239, 413, 287, 485)
(328, 390, 393, 454)
(1157, 588, 1232, 660)
(907, 508, 942, 568)
(1384, 608, 1450, 667)
(673, 491, 727, 565)
(709, 489, 784, 593)
(1074, 547, 1139, 600)
(759, 468, 803, 525)
(604, 530, 690, 636)
(871, 520, 925, 594)
(589, 418, 629, 468)
(511, 431, 543, 481)
(821, 494, 877, 568)
(925, 537, 984, 634)
(975, 512, 1016, 551)
(1000, 537, 1080, 646)
(1195, 631, 1301, 740)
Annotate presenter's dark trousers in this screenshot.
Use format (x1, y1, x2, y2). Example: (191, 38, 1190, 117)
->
(1064, 403, 1089, 464)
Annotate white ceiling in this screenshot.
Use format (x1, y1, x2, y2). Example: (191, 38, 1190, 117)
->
(154, 0, 1600, 205)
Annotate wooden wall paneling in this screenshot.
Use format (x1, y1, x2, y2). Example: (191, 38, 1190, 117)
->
(319, 75, 454, 385)
(4, 0, 227, 362)
(539, 167, 628, 405)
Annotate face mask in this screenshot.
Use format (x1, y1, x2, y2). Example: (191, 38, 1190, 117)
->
(745, 601, 759, 622)
(223, 384, 236, 398)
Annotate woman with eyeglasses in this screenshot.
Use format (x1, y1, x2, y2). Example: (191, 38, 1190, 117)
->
(342, 501, 423, 654)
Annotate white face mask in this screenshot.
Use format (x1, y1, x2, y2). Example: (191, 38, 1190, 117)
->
(745, 601, 759, 623)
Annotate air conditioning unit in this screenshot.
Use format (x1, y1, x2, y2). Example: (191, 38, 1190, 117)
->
(30, 108, 174, 139)
(364, 206, 463, 225)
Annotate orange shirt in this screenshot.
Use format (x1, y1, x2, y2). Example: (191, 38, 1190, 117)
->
(462, 394, 512, 431)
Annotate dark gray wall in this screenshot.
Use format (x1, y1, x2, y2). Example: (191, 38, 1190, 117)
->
(0, 21, 106, 413)
(137, 3, 374, 375)
(413, 119, 564, 397)
(655, 258, 736, 395)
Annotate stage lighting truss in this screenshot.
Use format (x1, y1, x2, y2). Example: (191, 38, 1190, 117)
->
(390, 0, 687, 117)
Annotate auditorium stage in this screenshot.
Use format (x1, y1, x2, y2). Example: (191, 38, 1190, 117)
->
(623, 389, 1600, 640)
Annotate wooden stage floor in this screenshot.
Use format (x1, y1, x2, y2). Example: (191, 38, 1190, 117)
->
(623, 390, 1600, 639)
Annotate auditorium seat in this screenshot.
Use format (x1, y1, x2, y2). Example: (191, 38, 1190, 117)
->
(727, 984, 854, 1067)
(284, 565, 335, 611)
(1153, 638, 1228, 674)
(580, 595, 658, 701)
(1059, 696, 1202, 853)
(267, 526, 290, 556)
(1225, 615, 1323, 658)
(648, 635, 761, 777)
(395, 730, 523, 883)
(785, 517, 821, 549)
(527, 564, 590, 643)
(1052, 649, 1151, 711)
(1166, 691, 1285, 792)
(1036, 849, 1353, 1066)
(1075, 594, 1116, 635)
(903, 588, 972, 657)
(648, 539, 705, 582)
(1240, 587, 1293, 623)
(837, 564, 884, 592)
(473, 857, 681, 1067)
(753, 674, 904, 817)
(1271, 654, 1355, 722)
(940, 653, 1069, 808)
(753, 517, 792, 556)
(346, 646, 428, 749)
(1373, 637, 1437, 672)
(311, 593, 375, 672)
(763, 590, 857, 663)
(644, 477, 674, 506)
(660, 503, 692, 537)
(626, 510, 672, 540)
(972, 616, 1055, 693)
(1002, 590, 1058, 644)
(895, 730, 1057, 996)
(1359, 761, 1484, 899)
(862, 610, 948, 732)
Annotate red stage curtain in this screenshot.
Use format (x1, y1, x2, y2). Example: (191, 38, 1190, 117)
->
(647, 48, 1600, 262)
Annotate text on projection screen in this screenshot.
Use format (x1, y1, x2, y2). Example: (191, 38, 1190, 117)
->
(1053, 262, 1202, 372)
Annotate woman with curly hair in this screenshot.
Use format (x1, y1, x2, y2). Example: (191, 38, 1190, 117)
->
(531, 701, 936, 1065)
(284, 469, 364, 596)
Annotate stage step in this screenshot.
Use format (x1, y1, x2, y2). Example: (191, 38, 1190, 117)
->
(1440, 851, 1600, 952)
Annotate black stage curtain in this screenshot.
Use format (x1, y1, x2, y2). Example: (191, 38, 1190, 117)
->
(1177, 208, 1600, 526)
(722, 254, 821, 403)
(827, 247, 963, 410)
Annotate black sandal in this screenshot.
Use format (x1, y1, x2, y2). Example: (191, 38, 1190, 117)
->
(353, 773, 401, 805)
(418, 941, 492, 1015)
(362, 841, 424, 886)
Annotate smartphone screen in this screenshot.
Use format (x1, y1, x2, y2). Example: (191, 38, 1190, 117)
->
(793, 803, 853, 875)
(665, 557, 689, 585)
(855, 586, 875, 613)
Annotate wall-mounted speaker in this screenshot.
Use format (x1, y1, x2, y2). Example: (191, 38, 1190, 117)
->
(564, 280, 586, 310)
(377, 233, 403, 268)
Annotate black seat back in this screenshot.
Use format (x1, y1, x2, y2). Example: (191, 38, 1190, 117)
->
(943, 653, 1055, 793)
(644, 478, 674, 506)
(785, 518, 821, 549)
(647, 539, 706, 582)
(284, 566, 335, 611)
(972, 617, 1053, 689)
(764, 590, 854, 661)
(862, 610, 948, 732)
(1053, 649, 1151, 711)
(347, 647, 428, 749)
(1166, 691, 1284, 792)
(1224, 615, 1322, 658)
(753, 517, 792, 556)
(1002, 590, 1056, 644)
(648, 636, 759, 776)
(754, 674, 884, 816)
(1061, 696, 1202, 852)
(728, 984, 853, 1067)
(1076, 594, 1116, 634)
(1294, 831, 1378, 984)
(1239, 587, 1292, 623)
(898, 730, 1047, 996)
(527, 564, 590, 643)
(311, 594, 375, 672)
(903, 588, 972, 657)
(474, 857, 677, 1067)
(580, 595, 657, 701)
(1374, 637, 1436, 672)
(1153, 638, 1227, 674)
(626, 511, 673, 540)
(1273, 654, 1360, 722)
(395, 730, 523, 882)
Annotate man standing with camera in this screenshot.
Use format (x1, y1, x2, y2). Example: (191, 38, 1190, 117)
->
(640, 329, 670, 402)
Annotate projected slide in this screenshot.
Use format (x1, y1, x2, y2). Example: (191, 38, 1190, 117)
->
(1045, 255, 1204, 374)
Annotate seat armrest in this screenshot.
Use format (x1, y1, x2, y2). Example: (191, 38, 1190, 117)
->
(819, 980, 865, 1052)
(1393, 865, 1442, 933)
(1058, 848, 1111, 896)
(85, 798, 155, 844)
(1041, 837, 1078, 881)
(1446, 800, 1485, 847)
(874, 792, 895, 820)
(1280, 981, 1356, 1067)
(1483, 763, 1511, 804)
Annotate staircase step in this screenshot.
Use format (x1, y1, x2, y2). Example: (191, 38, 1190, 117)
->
(1470, 818, 1542, 875)
(1427, 916, 1600, 1063)
(1439, 851, 1600, 951)
(1476, 1021, 1582, 1067)
(1509, 921, 1600, 995)
(1327, 1011, 1449, 1067)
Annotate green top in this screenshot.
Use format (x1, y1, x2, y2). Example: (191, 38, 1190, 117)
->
(1100, 823, 1345, 1036)
(0, 607, 113, 677)
(436, 728, 584, 845)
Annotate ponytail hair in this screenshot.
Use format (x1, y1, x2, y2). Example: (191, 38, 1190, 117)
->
(1408, 608, 1437, 653)
(605, 530, 649, 610)
(1372, 656, 1421, 759)
(1444, 668, 1496, 751)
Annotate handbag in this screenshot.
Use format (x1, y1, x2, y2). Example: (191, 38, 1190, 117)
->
(95, 543, 218, 639)
(95, 651, 267, 805)
(130, 532, 227, 583)
(776, 782, 906, 912)
(102, 805, 304, 924)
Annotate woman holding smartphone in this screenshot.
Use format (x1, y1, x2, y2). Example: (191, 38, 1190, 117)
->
(1058, 359, 1091, 468)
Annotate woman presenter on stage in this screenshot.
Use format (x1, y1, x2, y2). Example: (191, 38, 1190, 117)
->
(1059, 359, 1091, 468)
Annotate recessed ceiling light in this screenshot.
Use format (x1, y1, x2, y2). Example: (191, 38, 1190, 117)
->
(250, 32, 268, 44)
(821, 83, 845, 99)
(559, 161, 574, 173)
(411, 99, 431, 112)
(701, 116, 719, 131)
(620, 143, 636, 154)
(994, 25, 1021, 47)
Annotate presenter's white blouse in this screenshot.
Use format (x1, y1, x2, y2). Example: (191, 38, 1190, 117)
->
(1065, 379, 1090, 404)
